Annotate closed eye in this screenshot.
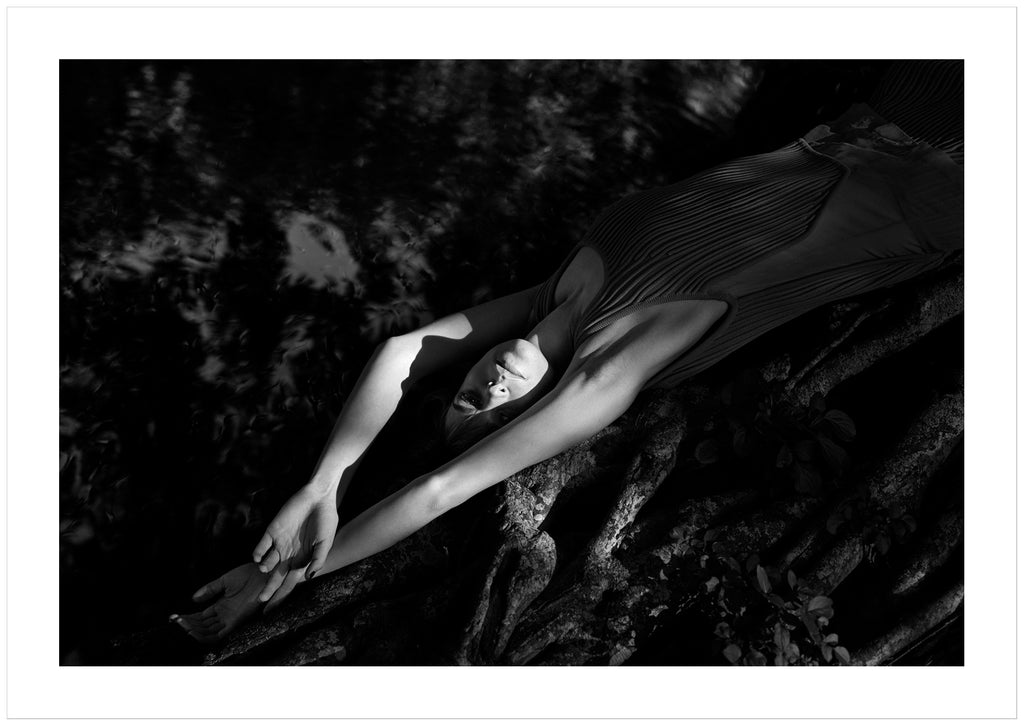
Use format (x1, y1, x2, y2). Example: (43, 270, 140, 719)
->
(456, 391, 482, 410)
(453, 394, 477, 414)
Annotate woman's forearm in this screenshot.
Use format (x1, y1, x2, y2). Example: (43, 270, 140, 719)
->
(305, 337, 418, 504)
(317, 476, 443, 575)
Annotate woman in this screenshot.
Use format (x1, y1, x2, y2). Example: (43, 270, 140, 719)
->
(172, 61, 963, 643)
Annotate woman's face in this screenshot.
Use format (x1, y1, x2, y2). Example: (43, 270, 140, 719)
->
(444, 338, 551, 431)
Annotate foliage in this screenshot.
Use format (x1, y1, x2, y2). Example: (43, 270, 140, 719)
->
(826, 486, 919, 564)
(665, 530, 851, 666)
(690, 369, 857, 496)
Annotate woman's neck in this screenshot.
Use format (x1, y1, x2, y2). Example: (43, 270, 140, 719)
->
(526, 294, 584, 378)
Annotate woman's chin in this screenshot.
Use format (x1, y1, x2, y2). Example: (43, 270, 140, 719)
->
(507, 338, 549, 380)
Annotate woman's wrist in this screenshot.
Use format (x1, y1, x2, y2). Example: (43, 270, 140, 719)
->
(303, 475, 339, 499)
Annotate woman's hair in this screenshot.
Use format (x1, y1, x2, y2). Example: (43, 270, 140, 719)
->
(442, 407, 506, 453)
(407, 373, 526, 455)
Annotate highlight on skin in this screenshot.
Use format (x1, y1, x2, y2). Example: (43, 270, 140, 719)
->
(442, 338, 555, 451)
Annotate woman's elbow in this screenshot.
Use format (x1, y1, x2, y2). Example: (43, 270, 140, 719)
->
(414, 474, 458, 515)
(379, 334, 414, 357)
(571, 357, 635, 394)
(563, 358, 642, 414)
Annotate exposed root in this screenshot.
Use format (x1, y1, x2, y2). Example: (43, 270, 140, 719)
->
(585, 419, 687, 567)
(785, 305, 883, 395)
(866, 383, 964, 513)
(790, 268, 963, 407)
(853, 578, 964, 666)
(804, 531, 865, 594)
(888, 508, 963, 601)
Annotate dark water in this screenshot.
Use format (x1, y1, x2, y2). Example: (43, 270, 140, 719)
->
(59, 59, 892, 663)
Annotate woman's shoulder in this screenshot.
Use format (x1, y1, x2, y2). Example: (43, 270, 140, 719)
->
(552, 245, 605, 307)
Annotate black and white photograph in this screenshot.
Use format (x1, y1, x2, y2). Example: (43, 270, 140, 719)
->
(7, 2, 1018, 720)
(60, 57, 966, 669)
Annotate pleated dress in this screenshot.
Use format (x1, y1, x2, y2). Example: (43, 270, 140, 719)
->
(527, 100, 964, 390)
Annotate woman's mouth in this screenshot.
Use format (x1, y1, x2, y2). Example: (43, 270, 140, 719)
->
(496, 357, 526, 380)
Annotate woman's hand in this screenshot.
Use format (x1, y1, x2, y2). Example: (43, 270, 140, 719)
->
(171, 562, 306, 643)
(252, 487, 339, 600)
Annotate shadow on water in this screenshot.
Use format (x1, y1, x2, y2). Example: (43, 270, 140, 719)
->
(59, 59, 892, 663)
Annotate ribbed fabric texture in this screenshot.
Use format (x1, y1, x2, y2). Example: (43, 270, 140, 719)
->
(529, 63, 964, 391)
(868, 60, 964, 165)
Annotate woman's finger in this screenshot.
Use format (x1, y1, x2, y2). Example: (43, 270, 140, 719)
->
(171, 613, 218, 641)
(215, 623, 234, 641)
(187, 627, 222, 645)
(195, 607, 220, 625)
(258, 565, 287, 603)
(191, 576, 225, 603)
(258, 547, 282, 574)
(252, 532, 274, 564)
(264, 575, 299, 614)
(305, 540, 331, 580)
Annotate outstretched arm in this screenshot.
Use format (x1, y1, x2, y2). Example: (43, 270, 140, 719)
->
(301, 354, 644, 581)
(251, 284, 543, 589)
(297, 302, 728, 581)
(176, 303, 726, 640)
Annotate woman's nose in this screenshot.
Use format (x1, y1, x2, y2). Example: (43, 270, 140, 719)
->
(486, 380, 509, 398)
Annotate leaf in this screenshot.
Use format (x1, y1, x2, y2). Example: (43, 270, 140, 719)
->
(722, 643, 743, 664)
(823, 409, 857, 441)
(833, 645, 851, 665)
(694, 438, 720, 464)
(808, 392, 827, 414)
(756, 565, 771, 594)
(775, 443, 794, 468)
(875, 532, 891, 555)
(795, 439, 816, 462)
(824, 633, 839, 645)
(821, 643, 834, 662)
(705, 576, 720, 593)
(816, 435, 850, 475)
(773, 622, 790, 649)
(808, 595, 833, 613)
(732, 427, 753, 457)
(793, 462, 823, 494)
(745, 553, 760, 572)
(746, 649, 768, 666)
(787, 570, 798, 589)
(801, 611, 823, 644)
(826, 512, 844, 534)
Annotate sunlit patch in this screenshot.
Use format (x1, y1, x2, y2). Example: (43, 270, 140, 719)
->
(197, 355, 226, 383)
(281, 212, 361, 292)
